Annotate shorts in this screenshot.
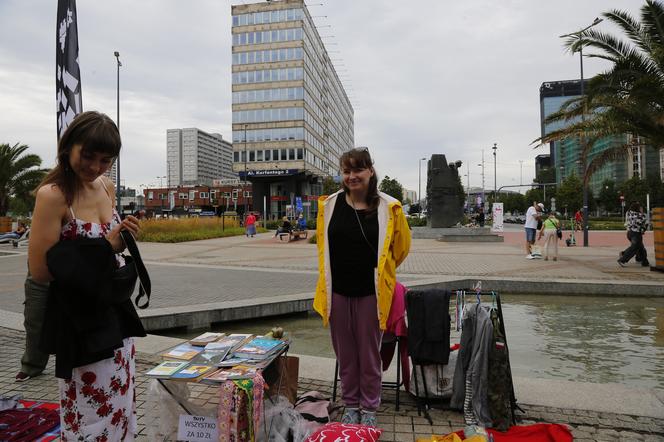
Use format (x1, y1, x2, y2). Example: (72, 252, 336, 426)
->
(525, 227, 536, 243)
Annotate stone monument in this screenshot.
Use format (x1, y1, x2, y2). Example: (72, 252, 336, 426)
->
(426, 154, 464, 228)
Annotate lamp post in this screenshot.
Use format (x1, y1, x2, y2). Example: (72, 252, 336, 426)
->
(157, 175, 166, 213)
(243, 124, 248, 215)
(418, 157, 426, 209)
(477, 149, 485, 204)
(492, 143, 497, 201)
(560, 17, 603, 247)
(519, 160, 524, 186)
(114, 51, 122, 211)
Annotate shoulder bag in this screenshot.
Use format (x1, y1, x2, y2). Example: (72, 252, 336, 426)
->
(112, 230, 151, 309)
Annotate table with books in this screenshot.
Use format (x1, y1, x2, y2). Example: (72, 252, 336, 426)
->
(144, 332, 291, 441)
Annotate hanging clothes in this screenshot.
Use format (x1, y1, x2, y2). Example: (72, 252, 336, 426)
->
(406, 289, 451, 364)
(380, 281, 410, 391)
(450, 303, 494, 428)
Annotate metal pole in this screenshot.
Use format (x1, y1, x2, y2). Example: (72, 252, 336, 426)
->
(481, 150, 485, 203)
(114, 51, 121, 212)
(580, 43, 589, 247)
(519, 160, 523, 186)
(467, 163, 470, 208)
(492, 143, 497, 201)
(244, 124, 248, 215)
(418, 159, 421, 207)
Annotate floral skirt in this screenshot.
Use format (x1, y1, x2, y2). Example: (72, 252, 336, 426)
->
(59, 338, 136, 442)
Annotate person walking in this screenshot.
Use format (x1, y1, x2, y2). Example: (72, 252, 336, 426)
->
(245, 212, 256, 237)
(538, 211, 560, 261)
(524, 202, 543, 259)
(27, 111, 144, 440)
(314, 148, 411, 427)
(618, 201, 649, 267)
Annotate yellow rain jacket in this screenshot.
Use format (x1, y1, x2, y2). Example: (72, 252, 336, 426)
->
(314, 190, 411, 330)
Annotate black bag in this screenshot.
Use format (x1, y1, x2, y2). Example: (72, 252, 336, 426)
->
(556, 227, 562, 239)
(113, 230, 151, 309)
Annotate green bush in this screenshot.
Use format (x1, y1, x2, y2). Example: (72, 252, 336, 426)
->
(407, 217, 427, 227)
(308, 235, 317, 244)
(138, 218, 267, 243)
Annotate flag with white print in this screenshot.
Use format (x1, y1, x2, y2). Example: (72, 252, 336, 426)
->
(56, 0, 82, 139)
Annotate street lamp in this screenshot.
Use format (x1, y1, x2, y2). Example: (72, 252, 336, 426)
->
(492, 143, 497, 201)
(114, 51, 122, 211)
(418, 157, 427, 209)
(157, 175, 166, 213)
(560, 17, 603, 247)
(477, 149, 485, 204)
(243, 124, 248, 215)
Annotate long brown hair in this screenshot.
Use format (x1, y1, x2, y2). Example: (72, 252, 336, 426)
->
(339, 148, 380, 214)
(37, 111, 121, 206)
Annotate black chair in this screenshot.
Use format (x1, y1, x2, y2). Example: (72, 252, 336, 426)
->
(331, 334, 404, 411)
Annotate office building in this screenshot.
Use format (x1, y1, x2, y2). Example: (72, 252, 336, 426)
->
(231, 0, 354, 219)
(167, 128, 234, 187)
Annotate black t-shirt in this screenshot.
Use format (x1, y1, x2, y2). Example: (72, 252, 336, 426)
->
(328, 193, 379, 297)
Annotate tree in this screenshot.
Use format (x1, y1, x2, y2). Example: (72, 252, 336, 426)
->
(646, 175, 664, 206)
(620, 176, 649, 207)
(501, 192, 527, 214)
(379, 175, 404, 203)
(0, 143, 48, 217)
(538, 1, 664, 185)
(321, 176, 339, 195)
(556, 173, 583, 214)
(598, 179, 620, 213)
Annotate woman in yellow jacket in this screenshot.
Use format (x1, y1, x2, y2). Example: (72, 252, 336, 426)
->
(314, 148, 411, 427)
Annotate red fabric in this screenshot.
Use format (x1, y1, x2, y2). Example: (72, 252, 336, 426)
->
(380, 281, 410, 391)
(456, 423, 573, 442)
(246, 214, 256, 226)
(305, 422, 382, 441)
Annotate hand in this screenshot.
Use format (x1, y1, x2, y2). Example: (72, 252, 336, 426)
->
(107, 215, 141, 252)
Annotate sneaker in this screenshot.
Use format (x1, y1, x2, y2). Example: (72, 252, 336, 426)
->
(360, 410, 377, 427)
(341, 407, 360, 425)
(617, 259, 626, 268)
(642, 260, 650, 267)
(15, 372, 30, 382)
(526, 254, 533, 259)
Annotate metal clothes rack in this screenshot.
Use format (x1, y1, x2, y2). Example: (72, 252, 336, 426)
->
(410, 289, 522, 426)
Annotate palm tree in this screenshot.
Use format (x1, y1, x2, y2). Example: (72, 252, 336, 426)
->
(539, 0, 664, 182)
(0, 143, 48, 216)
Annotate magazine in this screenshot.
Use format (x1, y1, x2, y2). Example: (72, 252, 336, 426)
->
(189, 332, 225, 347)
(207, 333, 254, 352)
(161, 343, 203, 361)
(190, 347, 233, 367)
(145, 361, 189, 378)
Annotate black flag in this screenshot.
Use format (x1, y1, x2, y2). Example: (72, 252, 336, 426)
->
(56, 0, 82, 139)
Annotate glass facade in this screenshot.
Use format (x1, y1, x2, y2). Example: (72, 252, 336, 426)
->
(233, 47, 304, 65)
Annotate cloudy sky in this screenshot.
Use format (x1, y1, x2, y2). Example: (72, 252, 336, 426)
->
(0, 0, 643, 196)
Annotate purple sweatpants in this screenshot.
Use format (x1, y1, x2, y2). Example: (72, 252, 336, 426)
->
(330, 292, 383, 411)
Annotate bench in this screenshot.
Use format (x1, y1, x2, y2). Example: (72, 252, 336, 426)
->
(277, 229, 308, 242)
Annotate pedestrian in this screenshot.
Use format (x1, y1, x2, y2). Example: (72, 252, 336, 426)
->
(0, 222, 27, 241)
(296, 213, 307, 230)
(477, 203, 485, 227)
(27, 111, 144, 440)
(245, 212, 257, 237)
(574, 209, 583, 231)
(313, 147, 411, 427)
(273, 216, 292, 237)
(618, 201, 649, 267)
(538, 211, 560, 261)
(524, 201, 543, 259)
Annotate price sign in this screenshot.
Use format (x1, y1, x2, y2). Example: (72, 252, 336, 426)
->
(177, 415, 219, 442)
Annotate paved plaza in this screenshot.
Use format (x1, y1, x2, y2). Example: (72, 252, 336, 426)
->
(1, 228, 663, 440)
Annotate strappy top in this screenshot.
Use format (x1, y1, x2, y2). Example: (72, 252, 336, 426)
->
(60, 178, 122, 243)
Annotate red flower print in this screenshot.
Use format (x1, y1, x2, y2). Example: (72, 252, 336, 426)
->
(71, 422, 80, 433)
(66, 385, 77, 400)
(111, 408, 124, 426)
(93, 390, 108, 404)
(131, 344, 135, 357)
(81, 384, 95, 397)
(83, 222, 92, 232)
(110, 377, 122, 392)
(64, 411, 76, 425)
(114, 351, 122, 364)
(81, 371, 96, 385)
(97, 402, 112, 417)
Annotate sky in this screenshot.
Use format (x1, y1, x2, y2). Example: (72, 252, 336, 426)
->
(0, 0, 644, 197)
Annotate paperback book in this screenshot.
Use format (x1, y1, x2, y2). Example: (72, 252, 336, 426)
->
(161, 343, 203, 361)
(170, 364, 216, 381)
(189, 332, 225, 347)
(233, 337, 287, 360)
(190, 347, 233, 367)
(145, 361, 189, 378)
(200, 366, 258, 384)
(208, 333, 254, 352)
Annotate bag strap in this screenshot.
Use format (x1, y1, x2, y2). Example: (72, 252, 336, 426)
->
(120, 230, 151, 309)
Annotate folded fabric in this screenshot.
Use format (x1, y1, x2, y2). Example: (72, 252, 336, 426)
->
(456, 423, 573, 442)
(305, 422, 382, 442)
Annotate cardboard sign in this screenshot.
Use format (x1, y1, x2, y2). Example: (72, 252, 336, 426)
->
(177, 415, 219, 442)
(491, 202, 504, 233)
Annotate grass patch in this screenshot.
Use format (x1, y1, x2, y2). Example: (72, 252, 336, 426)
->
(587, 220, 625, 230)
(137, 218, 266, 243)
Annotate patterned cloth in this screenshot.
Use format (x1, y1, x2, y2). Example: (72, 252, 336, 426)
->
(58, 209, 136, 441)
(217, 373, 265, 442)
(625, 210, 647, 233)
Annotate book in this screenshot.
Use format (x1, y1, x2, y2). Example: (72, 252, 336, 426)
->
(189, 332, 225, 347)
(233, 337, 286, 360)
(190, 347, 233, 367)
(145, 360, 189, 378)
(170, 364, 216, 381)
(161, 343, 203, 361)
(210, 333, 254, 352)
(200, 366, 258, 384)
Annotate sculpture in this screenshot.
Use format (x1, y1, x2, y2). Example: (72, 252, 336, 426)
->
(426, 155, 464, 228)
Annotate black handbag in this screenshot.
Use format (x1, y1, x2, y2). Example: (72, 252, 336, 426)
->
(113, 230, 151, 309)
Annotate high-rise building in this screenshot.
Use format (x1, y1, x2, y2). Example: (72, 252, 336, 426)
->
(539, 80, 628, 195)
(167, 128, 234, 187)
(231, 0, 354, 219)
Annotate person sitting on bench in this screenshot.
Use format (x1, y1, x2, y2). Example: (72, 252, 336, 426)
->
(0, 222, 27, 242)
(296, 214, 307, 231)
(274, 216, 292, 237)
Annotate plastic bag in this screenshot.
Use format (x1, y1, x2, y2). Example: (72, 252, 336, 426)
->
(257, 395, 313, 442)
(145, 379, 217, 441)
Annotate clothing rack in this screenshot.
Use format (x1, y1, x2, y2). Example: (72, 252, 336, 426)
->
(411, 289, 522, 426)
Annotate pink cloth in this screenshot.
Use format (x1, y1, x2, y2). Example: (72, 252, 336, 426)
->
(380, 281, 410, 391)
